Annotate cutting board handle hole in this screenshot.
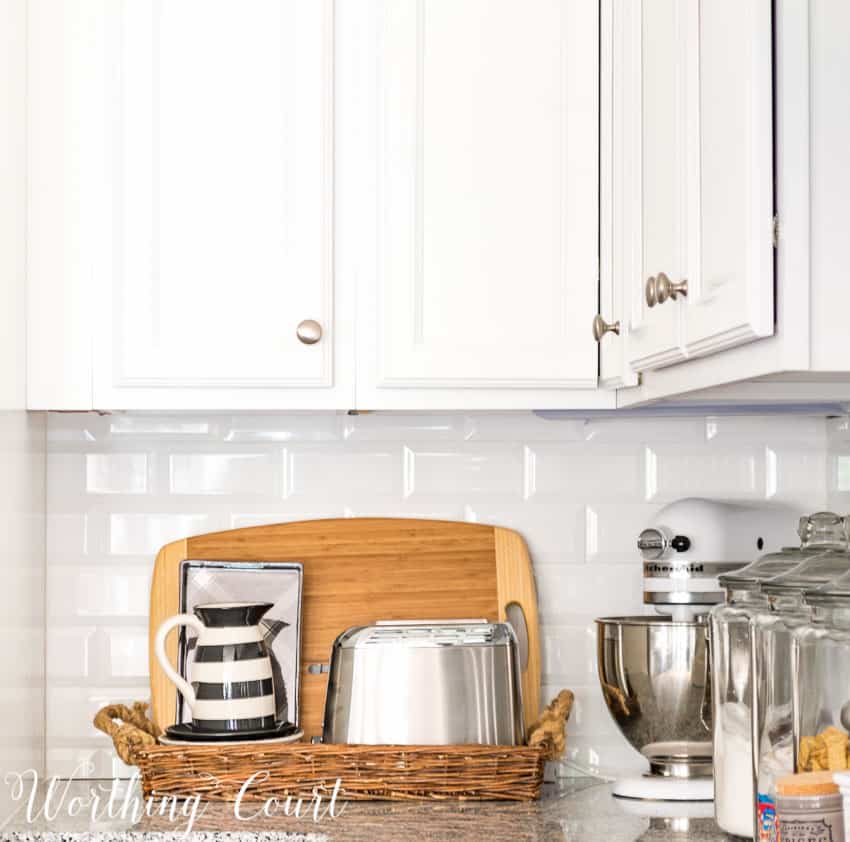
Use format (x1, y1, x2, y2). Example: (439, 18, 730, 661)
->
(505, 601, 529, 672)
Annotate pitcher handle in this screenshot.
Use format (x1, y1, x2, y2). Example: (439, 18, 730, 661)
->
(154, 613, 205, 711)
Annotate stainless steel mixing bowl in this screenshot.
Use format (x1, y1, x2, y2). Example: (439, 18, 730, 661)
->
(596, 616, 713, 778)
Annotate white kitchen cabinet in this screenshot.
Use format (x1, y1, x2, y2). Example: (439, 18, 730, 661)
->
(28, 0, 353, 411)
(354, 0, 612, 410)
(613, 0, 774, 377)
(618, 0, 850, 408)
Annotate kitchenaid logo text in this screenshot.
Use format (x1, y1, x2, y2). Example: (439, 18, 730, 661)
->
(3, 765, 346, 836)
(643, 562, 705, 575)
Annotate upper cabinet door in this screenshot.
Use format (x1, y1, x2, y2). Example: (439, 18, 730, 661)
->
(625, 0, 690, 372)
(624, 0, 774, 375)
(356, 0, 607, 409)
(29, 0, 353, 410)
(683, 0, 774, 357)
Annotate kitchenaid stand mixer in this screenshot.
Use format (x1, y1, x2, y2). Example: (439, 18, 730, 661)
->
(596, 499, 793, 802)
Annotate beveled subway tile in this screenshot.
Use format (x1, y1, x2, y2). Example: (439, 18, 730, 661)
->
(535, 562, 643, 623)
(646, 443, 764, 502)
(286, 445, 402, 499)
(707, 414, 826, 444)
(344, 503, 467, 521)
(464, 502, 584, 564)
(109, 415, 218, 438)
(541, 624, 595, 684)
(48, 565, 151, 618)
(86, 453, 148, 494)
(404, 444, 524, 499)
(343, 414, 465, 441)
(585, 503, 662, 563)
(526, 443, 644, 502)
(108, 627, 149, 679)
(169, 452, 278, 496)
(464, 413, 586, 442)
(108, 513, 216, 556)
(47, 412, 102, 442)
(230, 508, 345, 530)
(583, 416, 705, 443)
(224, 415, 341, 442)
(766, 447, 827, 508)
(47, 686, 149, 745)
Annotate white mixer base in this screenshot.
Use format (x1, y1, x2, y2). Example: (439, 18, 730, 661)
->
(612, 775, 714, 802)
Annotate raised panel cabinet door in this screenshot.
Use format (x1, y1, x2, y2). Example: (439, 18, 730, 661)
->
(367, 0, 599, 395)
(89, 0, 348, 408)
(625, 0, 691, 372)
(682, 0, 774, 357)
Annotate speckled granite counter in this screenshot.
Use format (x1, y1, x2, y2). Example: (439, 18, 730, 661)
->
(0, 779, 738, 842)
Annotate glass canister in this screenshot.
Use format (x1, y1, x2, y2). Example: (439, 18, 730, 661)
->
(711, 545, 814, 838)
(751, 513, 850, 842)
(793, 568, 850, 780)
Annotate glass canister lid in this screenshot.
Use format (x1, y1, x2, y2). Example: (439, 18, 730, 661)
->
(803, 566, 850, 607)
(761, 512, 850, 597)
(718, 546, 806, 590)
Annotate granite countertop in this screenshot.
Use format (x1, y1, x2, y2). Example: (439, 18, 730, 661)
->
(0, 778, 738, 842)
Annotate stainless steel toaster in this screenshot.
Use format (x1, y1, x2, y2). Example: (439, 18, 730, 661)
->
(321, 620, 524, 745)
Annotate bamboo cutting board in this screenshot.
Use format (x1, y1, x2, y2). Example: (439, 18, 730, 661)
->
(149, 518, 540, 741)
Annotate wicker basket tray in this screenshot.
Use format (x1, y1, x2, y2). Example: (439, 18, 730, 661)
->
(94, 691, 573, 802)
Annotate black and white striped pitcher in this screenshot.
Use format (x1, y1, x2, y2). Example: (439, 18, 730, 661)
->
(155, 602, 276, 732)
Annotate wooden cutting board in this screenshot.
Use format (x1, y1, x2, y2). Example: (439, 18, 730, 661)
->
(149, 518, 540, 740)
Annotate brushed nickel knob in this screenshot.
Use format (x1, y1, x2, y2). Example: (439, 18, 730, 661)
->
(592, 313, 620, 342)
(296, 319, 322, 345)
(645, 275, 658, 308)
(655, 273, 688, 303)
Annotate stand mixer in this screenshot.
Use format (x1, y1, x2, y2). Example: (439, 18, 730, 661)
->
(596, 499, 793, 802)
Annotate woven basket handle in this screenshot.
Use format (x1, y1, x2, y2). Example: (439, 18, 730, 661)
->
(526, 689, 574, 761)
(93, 702, 161, 765)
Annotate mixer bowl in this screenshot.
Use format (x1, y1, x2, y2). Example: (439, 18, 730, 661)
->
(596, 616, 713, 778)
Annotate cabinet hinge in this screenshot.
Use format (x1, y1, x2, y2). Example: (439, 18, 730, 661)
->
(772, 214, 779, 248)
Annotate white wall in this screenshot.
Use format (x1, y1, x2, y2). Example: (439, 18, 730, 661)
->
(44, 411, 828, 778)
(0, 0, 47, 797)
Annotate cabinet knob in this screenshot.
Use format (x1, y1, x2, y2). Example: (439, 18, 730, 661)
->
(645, 276, 658, 308)
(592, 313, 620, 342)
(296, 319, 322, 345)
(655, 273, 688, 303)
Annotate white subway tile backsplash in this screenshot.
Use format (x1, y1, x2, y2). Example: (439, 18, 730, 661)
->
(404, 444, 524, 499)
(647, 443, 763, 502)
(108, 628, 150, 679)
(169, 452, 277, 496)
(109, 416, 216, 438)
(464, 413, 586, 442)
(541, 625, 595, 682)
(87, 453, 148, 494)
(229, 509, 346, 529)
(287, 445, 402, 499)
(48, 565, 150, 619)
(535, 562, 643, 624)
(45, 411, 838, 778)
(526, 443, 644, 502)
(464, 502, 585, 564)
(583, 416, 705, 443)
(224, 415, 340, 442)
(108, 513, 215, 556)
(766, 447, 826, 507)
(585, 503, 662, 564)
(344, 414, 465, 442)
